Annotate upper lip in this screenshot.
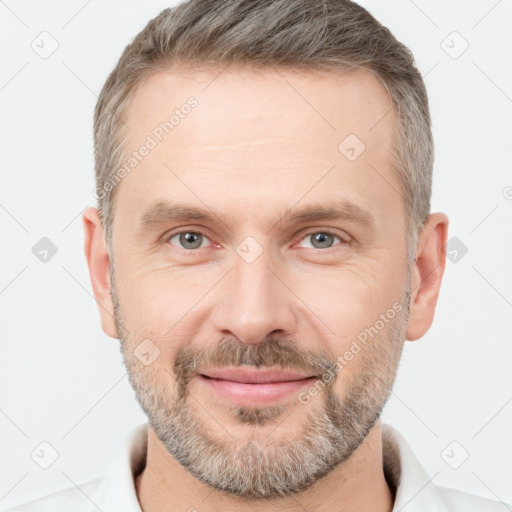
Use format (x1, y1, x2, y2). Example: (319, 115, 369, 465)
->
(199, 368, 315, 384)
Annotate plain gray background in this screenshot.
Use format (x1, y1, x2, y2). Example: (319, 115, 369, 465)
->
(1, 0, 511, 508)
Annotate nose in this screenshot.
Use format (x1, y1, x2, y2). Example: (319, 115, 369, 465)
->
(212, 246, 298, 345)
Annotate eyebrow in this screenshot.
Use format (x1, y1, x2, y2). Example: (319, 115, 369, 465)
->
(139, 199, 375, 232)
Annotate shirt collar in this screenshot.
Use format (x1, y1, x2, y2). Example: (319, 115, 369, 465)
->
(382, 424, 447, 511)
(95, 423, 147, 512)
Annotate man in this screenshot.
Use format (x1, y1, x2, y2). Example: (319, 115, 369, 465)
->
(6, 0, 506, 511)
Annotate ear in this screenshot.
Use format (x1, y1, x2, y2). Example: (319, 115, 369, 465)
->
(82, 207, 118, 339)
(406, 212, 449, 341)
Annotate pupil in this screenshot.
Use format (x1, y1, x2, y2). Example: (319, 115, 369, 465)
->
(181, 232, 201, 249)
(313, 233, 332, 248)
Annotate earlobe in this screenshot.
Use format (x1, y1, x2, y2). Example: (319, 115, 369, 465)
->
(82, 207, 118, 339)
(405, 212, 449, 341)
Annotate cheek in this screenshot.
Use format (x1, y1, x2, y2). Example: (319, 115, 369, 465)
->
(115, 270, 216, 369)
(295, 266, 404, 374)
(116, 262, 204, 325)
(294, 265, 399, 333)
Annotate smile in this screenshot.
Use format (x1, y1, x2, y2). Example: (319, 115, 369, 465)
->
(197, 368, 319, 406)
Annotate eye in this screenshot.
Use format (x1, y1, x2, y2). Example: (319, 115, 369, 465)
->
(168, 231, 210, 250)
(296, 231, 346, 249)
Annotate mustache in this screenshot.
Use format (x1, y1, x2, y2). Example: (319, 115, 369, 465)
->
(173, 337, 339, 384)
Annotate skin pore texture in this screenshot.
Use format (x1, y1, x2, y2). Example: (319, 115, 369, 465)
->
(83, 66, 448, 512)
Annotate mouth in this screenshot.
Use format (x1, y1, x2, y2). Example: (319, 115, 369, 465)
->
(197, 368, 319, 406)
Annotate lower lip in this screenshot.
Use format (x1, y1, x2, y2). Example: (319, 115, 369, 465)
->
(198, 375, 317, 406)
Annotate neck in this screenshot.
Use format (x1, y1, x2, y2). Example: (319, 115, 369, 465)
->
(135, 420, 394, 512)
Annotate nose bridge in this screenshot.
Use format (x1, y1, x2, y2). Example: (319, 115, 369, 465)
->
(212, 242, 297, 344)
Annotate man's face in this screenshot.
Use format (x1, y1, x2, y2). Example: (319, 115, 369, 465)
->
(110, 67, 412, 498)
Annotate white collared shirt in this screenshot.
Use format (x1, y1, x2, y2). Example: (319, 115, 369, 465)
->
(5, 423, 506, 512)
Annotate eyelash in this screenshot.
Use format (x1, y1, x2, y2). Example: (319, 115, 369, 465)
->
(165, 229, 350, 252)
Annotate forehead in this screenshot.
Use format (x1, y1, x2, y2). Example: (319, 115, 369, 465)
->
(115, 66, 402, 234)
(125, 65, 395, 151)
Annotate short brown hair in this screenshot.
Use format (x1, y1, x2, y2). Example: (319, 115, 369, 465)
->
(94, 0, 433, 267)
